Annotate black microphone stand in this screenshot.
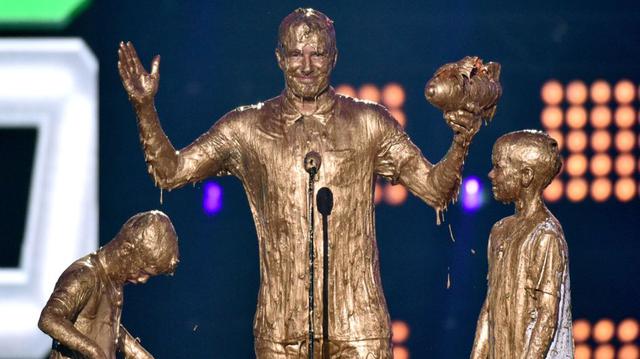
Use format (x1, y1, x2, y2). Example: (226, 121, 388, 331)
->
(316, 187, 333, 359)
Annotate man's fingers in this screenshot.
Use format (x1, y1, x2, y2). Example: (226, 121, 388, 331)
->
(150, 55, 161, 77)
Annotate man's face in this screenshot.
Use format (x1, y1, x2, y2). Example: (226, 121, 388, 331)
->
(278, 23, 335, 99)
(488, 144, 521, 203)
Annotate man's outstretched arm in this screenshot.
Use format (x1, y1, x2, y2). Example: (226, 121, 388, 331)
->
(118, 41, 235, 190)
(374, 108, 480, 222)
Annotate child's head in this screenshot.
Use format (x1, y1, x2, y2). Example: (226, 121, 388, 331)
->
(109, 210, 179, 284)
(489, 130, 562, 203)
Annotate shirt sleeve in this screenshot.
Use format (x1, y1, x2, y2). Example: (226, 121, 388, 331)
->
(527, 230, 567, 297)
(43, 264, 96, 320)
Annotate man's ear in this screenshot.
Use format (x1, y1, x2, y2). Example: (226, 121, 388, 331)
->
(520, 167, 534, 188)
(275, 48, 285, 71)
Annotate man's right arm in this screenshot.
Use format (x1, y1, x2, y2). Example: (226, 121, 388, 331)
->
(118, 41, 237, 190)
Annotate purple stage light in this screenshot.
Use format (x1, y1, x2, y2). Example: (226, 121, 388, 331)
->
(203, 181, 223, 215)
(461, 176, 484, 212)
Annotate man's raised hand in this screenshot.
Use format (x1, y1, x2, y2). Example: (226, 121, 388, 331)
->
(118, 41, 160, 104)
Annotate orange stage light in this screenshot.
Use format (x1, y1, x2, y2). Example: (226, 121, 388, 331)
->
(358, 83, 381, 103)
(590, 106, 612, 129)
(617, 318, 640, 343)
(618, 344, 640, 359)
(335, 84, 357, 98)
(543, 178, 563, 202)
(573, 319, 592, 343)
(574, 344, 591, 359)
(393, 346, 409, 359)
(591, 130, 612, 152)
(591, 80, 612, 104)
(384, 183, 408, 206)
(566, 154, 587, 176)
(547, 130, 564, 151)
(615, 130, 636, 152)
(615, 106, 636, 128)
(374, 182, 383, 204)
(541, 80, 563, 105)
(590, 154, 613, 177)
(594, 319, 616, 343)
(566, 106, 587, 129)
(594, 344, 615, 359)
(614, 79, 636, 104)
(615, 177, 636, 202)
(566, 80, 588, 105)
(566, 130, 587, 153)
(541, 106, 563, 129)
(591, 178, 612, 202)
(615, 154, 636, 177)
(566, 178, 588, 202)
(391, 320, 411, 343)
(382, 83, 406, 109)
(390, 109, 406, 128)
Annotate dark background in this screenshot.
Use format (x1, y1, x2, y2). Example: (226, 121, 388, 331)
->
(4, 1, 640, 357)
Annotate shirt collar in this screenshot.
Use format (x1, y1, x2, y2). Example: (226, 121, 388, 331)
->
(280, 87, 336, 126)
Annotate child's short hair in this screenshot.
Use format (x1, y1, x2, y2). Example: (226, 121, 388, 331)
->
(494, 130, 562, 189)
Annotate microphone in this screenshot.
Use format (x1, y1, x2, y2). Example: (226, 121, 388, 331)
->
(316, 187, 333, 216)
(304, 151, 322, 176)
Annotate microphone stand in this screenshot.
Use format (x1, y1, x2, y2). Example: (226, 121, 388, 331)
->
(304, 152, 321, 359)
(316, 187, 333, 359)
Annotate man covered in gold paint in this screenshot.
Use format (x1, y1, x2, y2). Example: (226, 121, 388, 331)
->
(119, 8, 488, 358)
(470, 131, 573, 359)
(38, 211, 180, 359)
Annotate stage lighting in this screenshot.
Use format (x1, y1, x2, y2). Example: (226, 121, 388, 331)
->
(202, 181, 223, 215)
(391, 320, 410, 343)
(617, 318, 639, 343)
(614, 177, 636, 202)
(594, 344, 615, 359)
(567, 80, 588, 105)
(566, 106, 587, 129)
(566, 178, 588, 202)
(382, 83, 406, 109)
(541, 106, 563, 129)
(615, 154, 635, 177)
(594, 319, 616, 343)
(543, 178, 563, 202)
(591, 80, 612, 104)
(590, 106, 612, 129)
(614, 79, 636, 104)
(566, 154, 587, 176)
(335, 84, 356, 98)
(566, 130, 587, 153)
(591, 130, 612, 152)
(591, 178, 612, 202)
(614, 106, 635, 128)
(392, 346, 409, 359)
(615, 130, 635, 152)
(390, 109, 406, 127)
(574, 344, 591, 359)
(374, 182, 383, 204)
(541, 80, 563, 105)
(547, 130, 564, 150)
(384, 183, 408, 206)
(358, 83, 381, 103)
(618, 344, 640, 359)
(573, 319, 591, 343)
(590, 154, 613, 177)
(461, 176, 484, 211)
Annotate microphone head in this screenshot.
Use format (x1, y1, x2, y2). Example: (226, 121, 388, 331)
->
(316, 187, 333, 216)
(304, 151, 322, 175)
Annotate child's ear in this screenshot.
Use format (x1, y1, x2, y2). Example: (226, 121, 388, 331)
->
(520, 167, 534, 188)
